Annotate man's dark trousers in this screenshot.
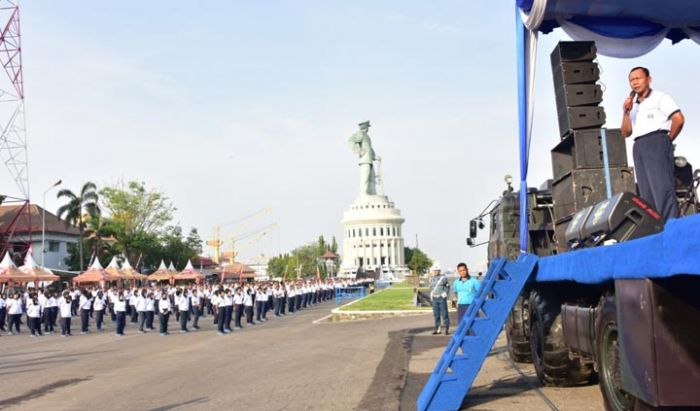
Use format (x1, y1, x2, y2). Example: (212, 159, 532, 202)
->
(633, 130, 679, 220)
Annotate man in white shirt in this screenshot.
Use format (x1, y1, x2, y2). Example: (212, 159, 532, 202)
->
(621, 66, 685, 221)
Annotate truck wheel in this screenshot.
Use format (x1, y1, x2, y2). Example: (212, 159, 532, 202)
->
(529, 288, 595, 386)
(506, 294, 532, 363)
(596, 293, 635, 411)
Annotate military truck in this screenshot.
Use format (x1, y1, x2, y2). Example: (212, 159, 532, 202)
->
(466, 42, 700, 411)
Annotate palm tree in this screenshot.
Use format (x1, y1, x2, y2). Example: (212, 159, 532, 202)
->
(57, 182, 101, 271)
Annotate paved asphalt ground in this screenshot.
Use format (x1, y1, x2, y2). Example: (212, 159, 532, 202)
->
(1, 303, 603, 410)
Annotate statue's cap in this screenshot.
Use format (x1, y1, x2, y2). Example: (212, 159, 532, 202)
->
(358, 121, 370, 128)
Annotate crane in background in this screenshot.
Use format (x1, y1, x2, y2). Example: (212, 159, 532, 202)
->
(205, 207, 271, 264)
(226, 222, 278, 265)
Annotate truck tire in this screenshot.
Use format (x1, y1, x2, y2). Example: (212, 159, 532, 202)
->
(596, 293, 636, 411)
(506, 294, 532, 363)
(529, 288, 595, 386)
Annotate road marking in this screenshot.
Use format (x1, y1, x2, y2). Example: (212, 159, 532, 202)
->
(313, 314, 333, 324)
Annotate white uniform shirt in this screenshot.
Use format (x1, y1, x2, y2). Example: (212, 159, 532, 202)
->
(232, 293, 243, 305)
(145, 297, 156, 311)
(243, 294, 253, 307)
(79, 295, 92, 310)
(58, 298, 72, 318)
(158, 298, 171, 314)
(177, 295, 190, 311)
(93, 296, 106, 310)
(630, 89, 680, 139)
(135, 296, 147, 312)
(114, 298, 127, 312)
(26, 299, 42, 318)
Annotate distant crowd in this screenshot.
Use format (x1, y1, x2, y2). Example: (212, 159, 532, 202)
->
(0, 279, 373, 338)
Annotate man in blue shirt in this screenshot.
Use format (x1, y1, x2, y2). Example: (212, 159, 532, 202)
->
(452, 263, 480, 326)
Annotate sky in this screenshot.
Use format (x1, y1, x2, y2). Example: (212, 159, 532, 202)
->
(4, 1, 699, 271)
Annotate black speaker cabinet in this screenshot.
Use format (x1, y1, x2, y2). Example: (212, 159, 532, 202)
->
(553, 61, 600, 86)
(558, 106, 606, 137)
(580, 191, 664, 244)
(551, 129, 628, 180)
(563, 204, 595, 247)
(555, 83, 603, 110)
(552, 167, 636, 221)
(550, 41, 597, 68)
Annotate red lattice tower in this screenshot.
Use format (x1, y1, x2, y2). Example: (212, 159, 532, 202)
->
(0, 0, 31, 259)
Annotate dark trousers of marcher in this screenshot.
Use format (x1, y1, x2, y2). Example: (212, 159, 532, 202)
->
(130, 306, 138, 323)
(80, 309, 90, 333)
(95, 309, 104, 330)
(109, 303, 116, 321)
(179, 310, 190, 331)
(0, 307, 6, 330)
(116, 311, 126, 335)
(146, 311, 154, 330)
(255, 301, 264, 322)
(431, 298, 449, 330)
(138, 311, 147, 332)
(633, 130, 679, 220)
(280, 297, 286, 314)
(273, 298, 281, 316)
(192, 306, 201, 329)
(60, 317, 72, 336)
(225, 306, 233, 330)
(8, 313, 21, 333)
(159, 313, 169, 334)
(288, 297, 294, 313)
(29, 316, 42, 336)
(295, 295, 301, 311)
(456, 304, 470, 326)
(50, 307, 58, 330)
(262, 301, 268, 320)
(217, 310, 225, 333)
(43, 309, 53, 332)
(245, 305, 254, 324)
(235, 304, 244, 328)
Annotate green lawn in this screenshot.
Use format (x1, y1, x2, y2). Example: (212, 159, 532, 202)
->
(339, 282, 429, 311)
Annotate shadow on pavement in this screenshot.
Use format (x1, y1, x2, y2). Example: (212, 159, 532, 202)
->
(147, 396, 209, 411)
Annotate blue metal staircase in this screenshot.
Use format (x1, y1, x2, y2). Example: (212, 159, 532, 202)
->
(417, 254, 539, 411)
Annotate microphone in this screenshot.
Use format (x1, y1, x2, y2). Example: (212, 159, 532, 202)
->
(629, 90, 636, 99)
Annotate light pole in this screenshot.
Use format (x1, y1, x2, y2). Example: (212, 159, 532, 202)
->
(42, 179, 62, 267)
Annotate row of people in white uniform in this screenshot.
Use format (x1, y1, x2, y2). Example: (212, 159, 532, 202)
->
(1, 278, 371, 337)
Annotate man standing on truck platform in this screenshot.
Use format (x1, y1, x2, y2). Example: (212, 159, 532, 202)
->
(429, 264, 450, 336)
(452, 263, 480, 326)
(621, 66, 685, 221)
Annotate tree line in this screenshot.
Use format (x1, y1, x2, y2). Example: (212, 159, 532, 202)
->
(57, 180, 202, 273)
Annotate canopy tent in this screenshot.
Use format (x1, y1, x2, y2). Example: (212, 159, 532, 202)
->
(167, 262, 177, 272)
(19, 248, 60, 282)
(105, 256, 127, 280)
(73, 257, 121, 284)
(514, 0, 700, 252)
(173, 260, 205, 283)
(0, 252, 35, 283)
(120, 257, 147, 281)
(216, 262, 256, 282)
(149, 260, 173, 282)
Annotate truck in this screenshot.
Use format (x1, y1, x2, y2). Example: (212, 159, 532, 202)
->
(466, 42, 700, 411)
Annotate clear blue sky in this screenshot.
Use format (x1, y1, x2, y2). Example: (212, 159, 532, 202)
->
(9, 1, 699, 270)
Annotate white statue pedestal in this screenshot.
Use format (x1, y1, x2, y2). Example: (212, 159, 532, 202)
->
(340, 194, 409, 280)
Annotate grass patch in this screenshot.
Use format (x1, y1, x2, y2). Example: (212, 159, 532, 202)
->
(339, 283, 429, 311)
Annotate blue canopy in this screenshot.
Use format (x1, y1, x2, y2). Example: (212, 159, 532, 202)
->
(514, 0, 700, 253)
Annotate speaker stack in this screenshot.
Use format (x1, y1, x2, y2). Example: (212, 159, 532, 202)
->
(550, 42, 637, 252)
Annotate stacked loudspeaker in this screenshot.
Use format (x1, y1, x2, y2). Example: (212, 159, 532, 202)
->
(550, 42, 636, 252)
